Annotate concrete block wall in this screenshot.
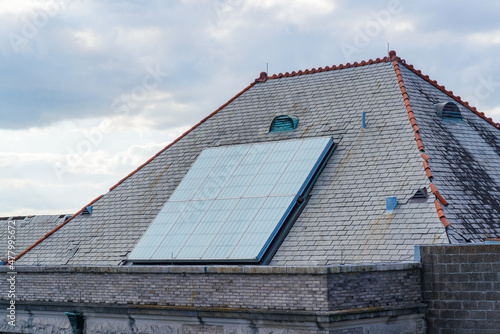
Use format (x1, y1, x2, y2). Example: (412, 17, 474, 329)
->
(420, 244, 500, 334)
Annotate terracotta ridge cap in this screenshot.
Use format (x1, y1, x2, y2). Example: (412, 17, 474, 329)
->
(9, 195, 104, 264)
(430, 182, 449, 206)
(267, 56, 390, 80)
(108, 81, 258, 192)
(392, 59, 425, 151)
(423, 159, 433, 179)
(435, 200, 451, 228)
(399, 60, 500, 131)
(392, 57, 452, 229)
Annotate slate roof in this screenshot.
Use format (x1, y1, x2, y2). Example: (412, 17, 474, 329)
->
(397, 61, 500, 243)
(13, 51, 500, 266)
(0, 215, 69, 262)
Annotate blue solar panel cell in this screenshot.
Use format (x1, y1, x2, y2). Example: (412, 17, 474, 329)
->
(202, 197, 265, 260)
(217, 144, 272, 198)
(192, 145, 249, 200)
(169, 148, 224, 201)
(228, 196, 293, 259)
(128, 137, 333, 262)
(151, 200, 213, 259)
(175, 198, 239, 259)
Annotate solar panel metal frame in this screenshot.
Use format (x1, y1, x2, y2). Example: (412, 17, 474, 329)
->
(128, 137, 335, 263)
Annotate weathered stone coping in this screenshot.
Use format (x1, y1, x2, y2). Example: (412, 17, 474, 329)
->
(1, 262, 420, 275)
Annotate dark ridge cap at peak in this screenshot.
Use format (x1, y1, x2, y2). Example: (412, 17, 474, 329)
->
(398, 58, 500, 131)
(267, 56, 390, 80)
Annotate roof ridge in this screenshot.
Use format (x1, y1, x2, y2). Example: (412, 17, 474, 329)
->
(267, 56, 390, 80)
(397, 58, 500, 130)
(391, 55, 451, 232)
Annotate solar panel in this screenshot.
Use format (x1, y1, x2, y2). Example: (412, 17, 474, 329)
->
(129, 137, 334, 263)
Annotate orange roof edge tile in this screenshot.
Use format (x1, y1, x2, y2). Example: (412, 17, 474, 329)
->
(392, 53, 452, 230)
(434, 200, 451, 228)
(440, 217, 451, 228)
(267, 57, 389, 80)
(423, 160, 433, 178)
(430, 183, 449, 206)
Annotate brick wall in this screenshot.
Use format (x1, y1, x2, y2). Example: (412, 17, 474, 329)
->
(0, 263, 424, 333)
(0, 263, 421, 313)
(328, 268, 421, 310)
(420, 244, 500, 334)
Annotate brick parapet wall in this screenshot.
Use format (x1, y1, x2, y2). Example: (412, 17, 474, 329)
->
(419, 244, 500, 333)
(328, 268, 421, 311)
(0, 263, 421, 313)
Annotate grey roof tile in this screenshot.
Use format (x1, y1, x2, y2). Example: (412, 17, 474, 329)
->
(14, 56, 499, 266)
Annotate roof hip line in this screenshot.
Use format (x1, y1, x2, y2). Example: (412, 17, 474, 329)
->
(391, 55, 450, 230)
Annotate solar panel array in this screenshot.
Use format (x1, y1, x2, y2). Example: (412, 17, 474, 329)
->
(129, 137, 333, 262)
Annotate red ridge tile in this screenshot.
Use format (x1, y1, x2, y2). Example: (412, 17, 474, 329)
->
(435, 200, 451, 228)
(415, 132, 425, 151)
(255, 72, 268, 83)
(423, 160, 433, 178)
(264, 54, 401, 80)
(430, 183, 449, 206)
(421, 153, 431, 161)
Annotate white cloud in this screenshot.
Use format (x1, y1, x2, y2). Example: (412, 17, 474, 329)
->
(466, 30, 500, 45)
(252, 0, 335, 25)
(483, 106, 500, 120)
(0, 1, 49, 15)
(73, 29, 102, 50)
(392, 21, 413, 32)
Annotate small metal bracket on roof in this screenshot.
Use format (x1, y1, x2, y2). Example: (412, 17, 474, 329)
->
(386, 196, 397, 213)
(362, 112, 366, 128)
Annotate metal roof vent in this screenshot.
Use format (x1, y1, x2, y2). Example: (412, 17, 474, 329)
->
(81, 206, 93, 215)
(409, 187, 428, 203)
(434, 102, 462, 120)
(269, 115, 299, 133)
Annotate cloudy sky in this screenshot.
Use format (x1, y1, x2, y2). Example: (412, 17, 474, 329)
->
(1, 0, 500, 217)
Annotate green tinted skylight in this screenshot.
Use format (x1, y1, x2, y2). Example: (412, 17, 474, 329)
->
(129, 137, 334, 263)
